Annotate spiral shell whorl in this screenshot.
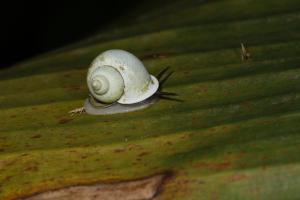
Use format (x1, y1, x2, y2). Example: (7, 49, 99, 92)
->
(91, 75, 109, 95)
(87, 65, 124, 103)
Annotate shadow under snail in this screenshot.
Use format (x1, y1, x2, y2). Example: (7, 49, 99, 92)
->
(70, 49, 181, 115)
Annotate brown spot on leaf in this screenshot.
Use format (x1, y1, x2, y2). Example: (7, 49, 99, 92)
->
(114, 148, 126, 153)
(261, 155, 269, 160)
(25, 164, 39, 172)
(248, 186, 261, 194)
(3, 175, 12, 182)
(80, 155, 88, 159)
(140, 53, 170, 60)
(229, 174, 247, 182)
(21, 172, 171, 200)
(58, 118, 73, 124)
(132, 162, 139, 165)
(38, 122, 45, 126)
(68, 150, 78, 153)
(194, 161, 232, 171)
(180, 133, 192, 140)
(214, 162, 231, 170)
(0, 158, 17, 167)
(239, 163, 247, 169)
(262, 165, 268, 170)
(30, 134, 42, 139)
(138, 152, 150, 157)
(127, 144, 143, 151)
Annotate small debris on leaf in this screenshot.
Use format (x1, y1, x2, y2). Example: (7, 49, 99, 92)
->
(241, 43, 251, 61)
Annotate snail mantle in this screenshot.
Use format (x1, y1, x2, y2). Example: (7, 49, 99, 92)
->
(85, 49, 159, 115)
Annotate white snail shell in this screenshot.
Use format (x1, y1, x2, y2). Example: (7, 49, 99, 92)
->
(87, 49, 159, 104)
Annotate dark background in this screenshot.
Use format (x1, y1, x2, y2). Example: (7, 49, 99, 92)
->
(1, 0, 139, 68)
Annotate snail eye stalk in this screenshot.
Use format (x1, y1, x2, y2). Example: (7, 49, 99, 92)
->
(156, 67, 183, 102)
(156, 66, 170, 80)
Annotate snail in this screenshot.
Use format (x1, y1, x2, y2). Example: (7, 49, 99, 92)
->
(70, 49, 180, 115)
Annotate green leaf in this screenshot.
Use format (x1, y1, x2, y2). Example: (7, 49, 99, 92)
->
(1, 0, 300, 199)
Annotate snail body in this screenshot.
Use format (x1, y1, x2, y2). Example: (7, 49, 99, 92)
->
(85, 49, 159, 115)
